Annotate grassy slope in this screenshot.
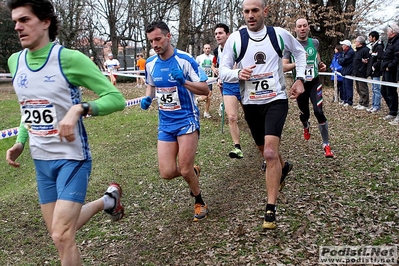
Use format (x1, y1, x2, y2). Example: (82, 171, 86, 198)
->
(0, 81, 398, 265)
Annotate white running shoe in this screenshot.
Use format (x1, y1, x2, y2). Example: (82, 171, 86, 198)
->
(388, 116, 399, 125)
(383, 115, 396, 121)
(370, 108, 379, 114)
(104, 183, 124, 221)
(356, 106, 368, 110)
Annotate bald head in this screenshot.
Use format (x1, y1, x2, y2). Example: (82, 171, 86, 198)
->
(203, 44, 211, 55)
(242, 0, 267, 32)
(243, 0, 266, 9)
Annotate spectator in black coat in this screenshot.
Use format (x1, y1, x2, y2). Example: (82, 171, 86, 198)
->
(352, 36, 370, 110)
(381, 22, 399, 123)
(366, 31, 384, 113)
(338, 40, 355, 106)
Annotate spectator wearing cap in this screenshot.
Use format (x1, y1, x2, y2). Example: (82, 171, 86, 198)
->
(352, 36, 370, 110)
(103, 53, 120, 85)
(338, 40, 355, 106)
(381, 22, 399, 124)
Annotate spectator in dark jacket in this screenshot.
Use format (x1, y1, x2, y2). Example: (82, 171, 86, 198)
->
(338, 40, 355, 106)
(380, 22, 399, 123)
(366, 31, 384, 113)
(330, 44, 344, 103)
(352, 36, 370, 110)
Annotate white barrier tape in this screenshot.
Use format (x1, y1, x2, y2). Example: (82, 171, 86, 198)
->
(0, 96, 145, 140)
(103, 71, 218, 85)
(1, 127, 19, 140)
(318, 72, 399, 88)
(1, 76, 222, 139)
(119, 70, 145, 74)
(103, 72, 143, 78)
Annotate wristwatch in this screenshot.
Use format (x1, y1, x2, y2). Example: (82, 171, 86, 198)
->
(296, 77, 305, 84)
(81, 102, 90, 116)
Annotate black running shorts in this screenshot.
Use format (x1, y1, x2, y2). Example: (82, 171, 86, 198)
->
(243, 99, 288, 146)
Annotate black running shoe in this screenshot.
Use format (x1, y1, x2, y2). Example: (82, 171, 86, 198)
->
(279, 161, 293, 191)
(262, 210, 276, 230)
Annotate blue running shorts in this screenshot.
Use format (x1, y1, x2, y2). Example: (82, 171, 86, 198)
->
(158, 122, 200, 142)
(222, 82, 241, 101)
(34, 159, 92, 204)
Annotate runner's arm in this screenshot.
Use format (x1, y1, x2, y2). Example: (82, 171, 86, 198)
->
(219, 32, 241, 83)
(60, 49, 126, 116)
(8, 53, 29, 146)
(184, 59, 210, 96)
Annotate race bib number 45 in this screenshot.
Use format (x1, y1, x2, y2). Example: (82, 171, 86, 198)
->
(20, 99, 58, 136)
(156, 86, 182, 111)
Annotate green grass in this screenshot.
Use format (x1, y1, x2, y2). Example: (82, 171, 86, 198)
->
(0, 82, 398, 265)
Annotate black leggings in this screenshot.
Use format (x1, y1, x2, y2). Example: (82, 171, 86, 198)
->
(297, 76, 327, 124)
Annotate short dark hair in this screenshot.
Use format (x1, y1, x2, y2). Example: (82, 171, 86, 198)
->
(146, 21, 170, 35)
(214, 23, 229, 34)
(335, 44, 343, 53)
(369, 31, 379, 40)
(6, 0, 59, 42)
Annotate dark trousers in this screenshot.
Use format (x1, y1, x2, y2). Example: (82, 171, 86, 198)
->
(342, 77, 353, 105)
(355, 80, 369, 107)
(381, 71, 398, 116)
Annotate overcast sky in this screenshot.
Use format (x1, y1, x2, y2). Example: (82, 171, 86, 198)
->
(365, 1, 398, 32)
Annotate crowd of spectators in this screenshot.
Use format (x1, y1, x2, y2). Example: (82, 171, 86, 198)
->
(331, 23, 399, 126)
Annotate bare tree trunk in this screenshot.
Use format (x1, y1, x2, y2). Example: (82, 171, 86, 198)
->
(343, 0, 357, 38)
(106, 0, 119, 57)
(176, 0, 191, 51)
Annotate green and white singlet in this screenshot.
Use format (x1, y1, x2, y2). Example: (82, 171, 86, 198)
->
(9, 43, 126, 160)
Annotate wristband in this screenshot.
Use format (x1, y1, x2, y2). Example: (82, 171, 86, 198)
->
(81, 102, 90, 116)
(296, 77, 305, 84)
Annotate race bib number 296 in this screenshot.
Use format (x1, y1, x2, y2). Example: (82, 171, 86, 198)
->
(20, 99, 58, 136)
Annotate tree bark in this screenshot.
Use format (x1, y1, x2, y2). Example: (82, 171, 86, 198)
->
(176, 0, 191, 52)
